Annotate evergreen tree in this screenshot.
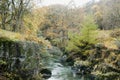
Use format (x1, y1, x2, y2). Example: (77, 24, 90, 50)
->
(66, 15, 98, 55)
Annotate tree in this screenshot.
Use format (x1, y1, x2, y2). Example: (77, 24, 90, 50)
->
(38, 4, 84, 51)
(0, 0, 10, 30)
(66, 15, 98, 55)
(102, 0, 120, 29)
(92, 5, 103, 30)
(0, 0, 31, 32)
(93, 0, 120, 29)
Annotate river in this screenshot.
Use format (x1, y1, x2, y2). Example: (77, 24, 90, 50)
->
(44, 58, 83, 80)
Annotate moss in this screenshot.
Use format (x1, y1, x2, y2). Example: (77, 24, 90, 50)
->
(0, 29, 22, 41)
(0, 29, 51, 48)
(0, 60, 7, 65)
(0, 37, 14, 42)
(95, 72, 120, 80)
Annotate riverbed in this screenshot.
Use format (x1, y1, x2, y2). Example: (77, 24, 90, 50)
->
(43, 57, 82, 80)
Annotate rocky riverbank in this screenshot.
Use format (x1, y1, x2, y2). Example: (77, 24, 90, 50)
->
(64, 43, 120, 80)
(0, 30, 52, 80)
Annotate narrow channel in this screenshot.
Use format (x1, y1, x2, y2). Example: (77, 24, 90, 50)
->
(43, 56, 82, 80)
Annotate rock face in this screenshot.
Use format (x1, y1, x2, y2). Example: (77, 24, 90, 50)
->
(40, 69, 52, 79)
(0, 40, 48, 80)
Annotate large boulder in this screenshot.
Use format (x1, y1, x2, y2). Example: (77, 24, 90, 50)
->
(40, 69, 52, 79)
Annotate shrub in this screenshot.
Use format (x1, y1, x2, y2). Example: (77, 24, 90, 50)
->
(110, 30, 120, 38)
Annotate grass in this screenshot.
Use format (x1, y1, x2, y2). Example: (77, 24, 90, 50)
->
(0, 28, 119, 49)
(0, 29, 23, 41)
(0, 29, 51, 47)
(96, 30, 118, 49)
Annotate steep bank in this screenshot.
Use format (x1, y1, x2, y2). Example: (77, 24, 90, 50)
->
(0, 29, 51, 80)
(65, 30, 120, 80)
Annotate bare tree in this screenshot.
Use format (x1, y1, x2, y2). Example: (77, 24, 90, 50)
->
(0, 0, 31, 32)
(96, 0, 120, 29)
(0, 0, 11, 30)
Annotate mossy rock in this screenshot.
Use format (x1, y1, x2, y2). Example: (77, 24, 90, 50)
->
(40, 68, 52, 79)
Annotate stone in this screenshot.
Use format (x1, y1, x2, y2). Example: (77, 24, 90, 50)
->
(40, 69, 52, 79)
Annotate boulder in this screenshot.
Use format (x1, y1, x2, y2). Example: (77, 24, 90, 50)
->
(40, 69, 52, 79)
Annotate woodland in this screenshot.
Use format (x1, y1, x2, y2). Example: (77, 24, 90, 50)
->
(0, 0, 120, 80)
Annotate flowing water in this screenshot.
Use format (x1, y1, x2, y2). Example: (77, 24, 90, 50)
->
(43, 57, 83, 80)
(47, 62, 81, 80)
(42, 47, 87, 80)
